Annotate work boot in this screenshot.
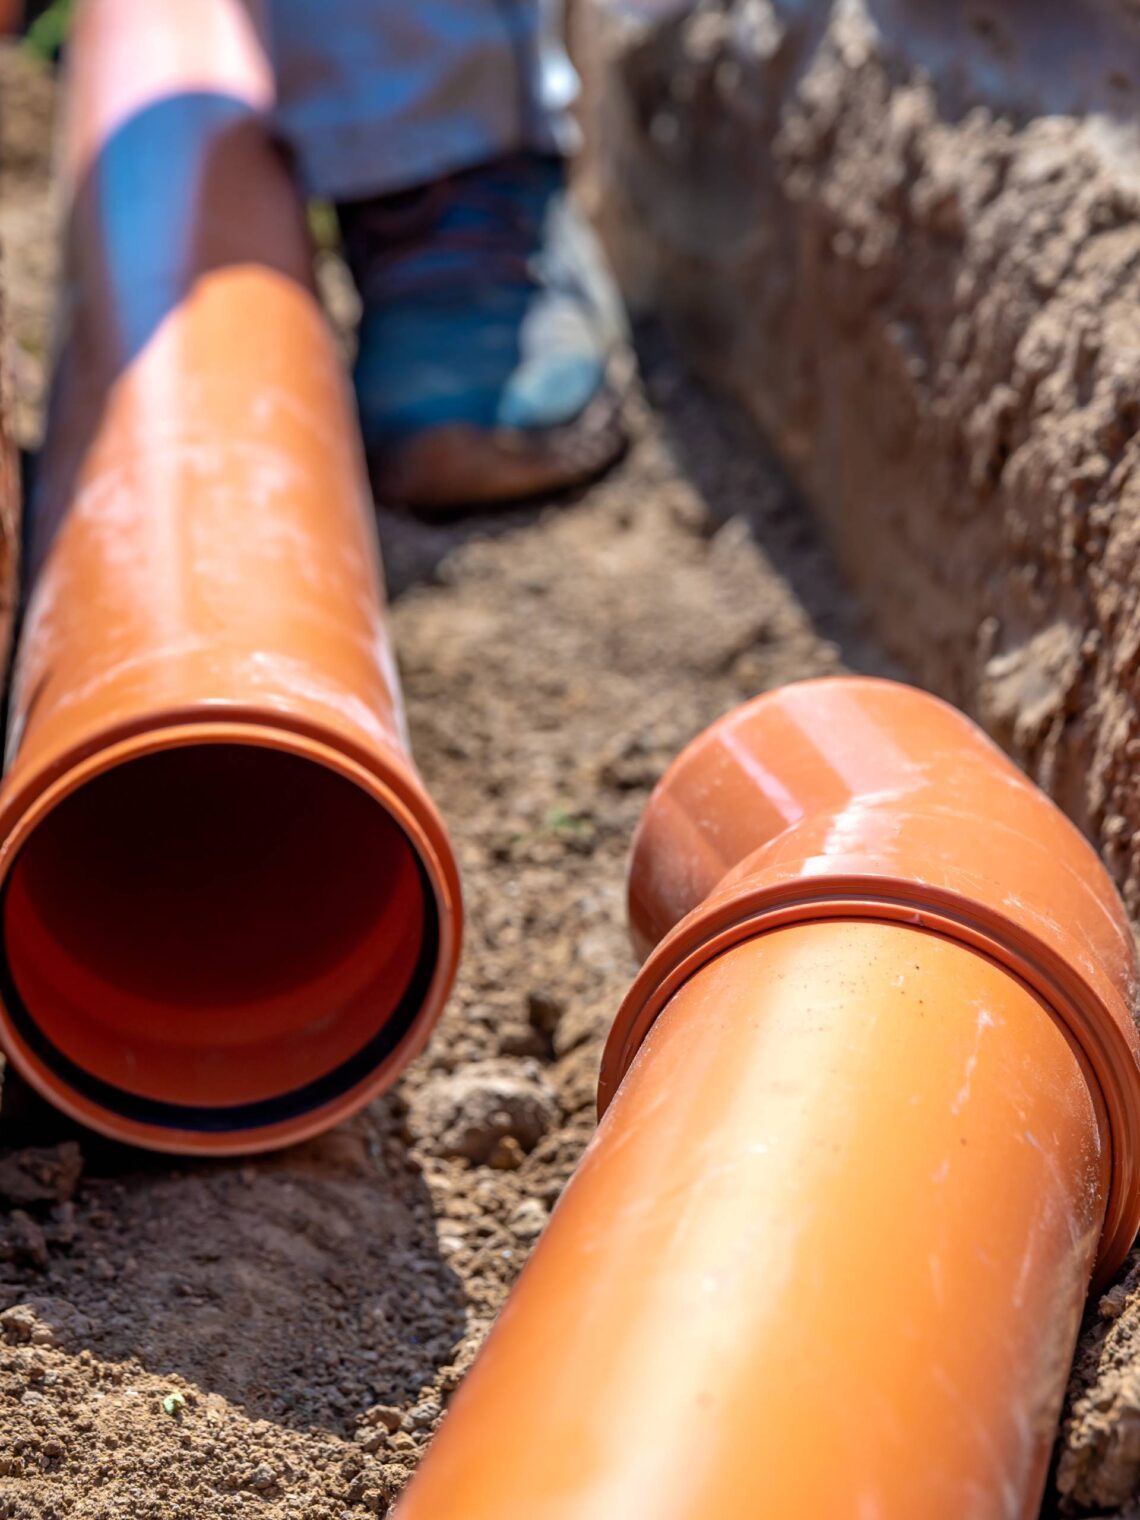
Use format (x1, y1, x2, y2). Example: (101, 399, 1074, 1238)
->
(338, 153, 631, 512)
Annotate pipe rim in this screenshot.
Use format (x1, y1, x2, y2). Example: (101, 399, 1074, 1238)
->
(601, 880, 1140, 1281)
(0, 712, 462, 1154)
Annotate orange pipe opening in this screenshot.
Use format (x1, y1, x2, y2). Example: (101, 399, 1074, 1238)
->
(4, 746, 428, 1112)
(394, 678, 1140, 1520)
(0, 0, 462, 1153)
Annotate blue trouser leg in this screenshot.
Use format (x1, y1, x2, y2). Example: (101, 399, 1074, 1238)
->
(265, 0, 578, 200)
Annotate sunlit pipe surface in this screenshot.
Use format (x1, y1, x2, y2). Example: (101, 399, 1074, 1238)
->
(0, 297, 16, 668)
(0, 0, 461, 1154)
(395, 677, 1140, 1520)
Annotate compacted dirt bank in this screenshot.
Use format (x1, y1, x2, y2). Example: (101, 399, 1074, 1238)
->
(580, 0, 1140, 902)
(0, 44, 888, 1518)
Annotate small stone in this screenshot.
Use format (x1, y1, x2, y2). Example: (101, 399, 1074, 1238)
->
(376, 1464, 413, 1499)
(361, 1404, 403, 1433)
(404, 1400, 441, 1431)
(510, 1199, 549, 1240)
(497, 1023, 548, 1059)
(0, 1304, 43, 1343)
(487, 1136, 524, 1171)
(0, 1143, 83, 1207)
(12, 1297, 91, 1347)
(407, 1062, 558, 1164)
(1099, 1284, 1129, 1320)
(244, 1464, 278, 1492)
(525, 989, 564, 1038)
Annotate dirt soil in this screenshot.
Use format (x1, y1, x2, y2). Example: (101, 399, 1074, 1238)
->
(0, 45, 889, 1518)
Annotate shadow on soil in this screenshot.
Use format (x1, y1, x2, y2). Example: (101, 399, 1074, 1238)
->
(0, 1067, 467, 1435)
(633, 324, 897, 681)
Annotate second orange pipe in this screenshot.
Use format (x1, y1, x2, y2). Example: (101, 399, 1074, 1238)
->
(395, 678, 1140, 1519)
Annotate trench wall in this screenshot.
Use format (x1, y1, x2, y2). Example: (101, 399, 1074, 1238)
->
(578, 0, 1140, 918)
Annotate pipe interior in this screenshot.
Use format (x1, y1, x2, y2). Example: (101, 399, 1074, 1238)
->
(0, 743, 435, 1130)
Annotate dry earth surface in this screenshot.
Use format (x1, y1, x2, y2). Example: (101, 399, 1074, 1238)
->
(0, 43, 889, 1518)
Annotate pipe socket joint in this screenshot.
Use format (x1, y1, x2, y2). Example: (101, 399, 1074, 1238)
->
(615, 676, 1140, 1278)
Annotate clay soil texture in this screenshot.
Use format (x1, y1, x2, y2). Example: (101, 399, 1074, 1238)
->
(0, 44, 889, 1520)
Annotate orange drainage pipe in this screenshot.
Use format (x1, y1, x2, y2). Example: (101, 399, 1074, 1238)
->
(0, 302, 15, 673)
(0, 0, 461, 1154)
(395, 677, 1140, 1520)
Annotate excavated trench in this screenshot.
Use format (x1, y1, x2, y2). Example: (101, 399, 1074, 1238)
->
(2, 4, 1140, 1512)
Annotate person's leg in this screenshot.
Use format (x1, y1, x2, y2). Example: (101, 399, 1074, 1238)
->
(266, 0, 629, 511)
(268, 0, 577, 200)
